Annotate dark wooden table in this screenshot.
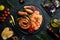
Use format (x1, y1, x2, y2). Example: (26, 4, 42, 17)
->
(0, 0, 60, 40)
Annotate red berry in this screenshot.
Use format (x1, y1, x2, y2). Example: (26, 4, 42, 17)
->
(1, 19, 5, 22)
(3, 17, 6, 20)
(4, 11, 7, 14)
(7, 12, 10, 15)
(28, 27, 35, 33)
(4, 14, 8, 17)
(6, 8, 10, 12)
(2, 14, 5, 17)
(0, 17, 2, 19)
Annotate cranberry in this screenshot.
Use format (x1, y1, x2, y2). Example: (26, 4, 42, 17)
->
(6, 8, 10, 12)
(28, 27, 35, 33)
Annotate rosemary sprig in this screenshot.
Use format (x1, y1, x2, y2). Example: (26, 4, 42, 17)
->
(35, 35, 43, 40)
(7, 0, 15, 9)
(16, 17, 23, 21)
(41, 32, 49, 40)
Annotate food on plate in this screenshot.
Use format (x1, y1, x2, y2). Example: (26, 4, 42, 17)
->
(17, 6, 36, 15)
(24, 9, 33, 14)
(24, 6, 36, 11)
(1, 27, 14, 40)
(0, 8, 10, 22)
(24, 6, 32, 9)
(18, 17, 30, 29)
(30, 11, 43, 30)
(0, 5, 5, 11)
(18, 6, 43, 33)
(28, 27, 35, 33)
(17, 6, 37, 16)
(18, 11, 27, 16)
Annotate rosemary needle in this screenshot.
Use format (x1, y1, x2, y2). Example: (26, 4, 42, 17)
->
(7, 0, 15, 9)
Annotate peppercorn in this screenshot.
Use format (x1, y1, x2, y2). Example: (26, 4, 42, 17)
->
(19, 0, 24, 4)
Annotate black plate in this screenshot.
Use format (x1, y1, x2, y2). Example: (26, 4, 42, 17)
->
(14, 4, 45, 35)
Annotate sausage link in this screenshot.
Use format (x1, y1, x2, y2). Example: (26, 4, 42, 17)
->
(18, 11, 27, 16)
(25, 9, 33, 14)
(24, 6, 32, 9)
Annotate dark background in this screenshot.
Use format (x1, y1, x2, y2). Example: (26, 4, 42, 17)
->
(0, 0, 60, 40)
